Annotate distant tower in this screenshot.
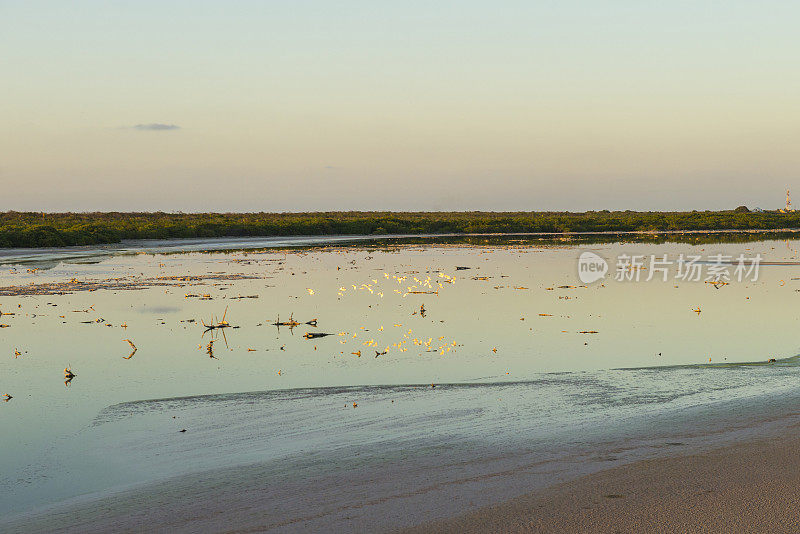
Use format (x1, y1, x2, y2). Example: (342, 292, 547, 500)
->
(780, 189, 795, 213)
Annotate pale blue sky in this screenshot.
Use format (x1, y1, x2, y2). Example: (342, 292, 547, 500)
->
(2, 1, 799, 211)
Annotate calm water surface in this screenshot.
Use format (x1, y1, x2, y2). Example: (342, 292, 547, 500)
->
(2, 236, 800, 526)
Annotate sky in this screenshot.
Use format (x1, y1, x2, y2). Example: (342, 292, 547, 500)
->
(2, 1, 799, 212)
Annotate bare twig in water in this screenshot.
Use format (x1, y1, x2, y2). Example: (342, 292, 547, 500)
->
(272, 313, 300, 330)
(64, 365, 76, 387)
(123, 339, 137, 359)
(202, 306, 235, 335)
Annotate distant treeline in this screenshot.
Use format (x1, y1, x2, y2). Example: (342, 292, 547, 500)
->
(1, 209, 799, 248)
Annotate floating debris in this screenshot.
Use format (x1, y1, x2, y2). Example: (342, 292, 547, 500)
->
(0, 273, 263, 297)
(303, 332, 333, 339)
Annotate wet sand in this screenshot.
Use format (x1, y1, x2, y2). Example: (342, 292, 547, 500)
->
(5, 426, 799, 533)
(404, 429, 800, 534)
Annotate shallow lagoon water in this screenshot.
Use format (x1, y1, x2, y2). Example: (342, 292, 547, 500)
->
(2, 236, 800, 529)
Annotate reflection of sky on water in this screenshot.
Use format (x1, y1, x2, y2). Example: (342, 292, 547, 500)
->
(1, 238, 800, 518)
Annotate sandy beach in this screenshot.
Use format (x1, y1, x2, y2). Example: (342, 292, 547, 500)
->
(4, 422, 798, 533)
(405, 428, 800, 534)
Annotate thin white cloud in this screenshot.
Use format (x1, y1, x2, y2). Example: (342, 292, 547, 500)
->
(130, 123, 181, 131)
